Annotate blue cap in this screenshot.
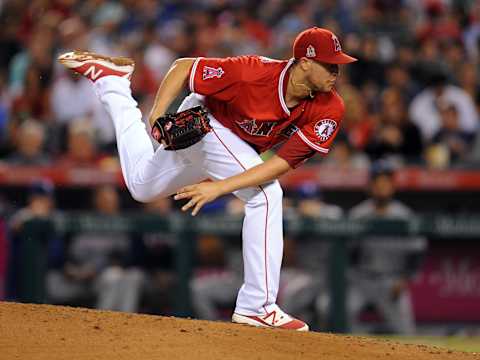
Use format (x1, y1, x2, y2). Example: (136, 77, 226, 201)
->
(369, 160, 395, 180)
(297, 181, 322, 199)
(29, 179, 54, 197)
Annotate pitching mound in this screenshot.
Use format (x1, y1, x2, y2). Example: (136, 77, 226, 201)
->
(0, 302, 478, 360)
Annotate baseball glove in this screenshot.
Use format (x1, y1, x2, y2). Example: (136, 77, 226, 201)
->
(151, 105, 211, 150)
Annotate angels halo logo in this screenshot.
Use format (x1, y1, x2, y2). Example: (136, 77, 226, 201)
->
(306, 45, 316, 58)
(314, 119, 337, 142)
(202, 66, 224, 80)
(331, 34, 342, 52)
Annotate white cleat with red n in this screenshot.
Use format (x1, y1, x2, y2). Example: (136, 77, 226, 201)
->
(58, 51, 134, 82)
(232, 306, 309, 331)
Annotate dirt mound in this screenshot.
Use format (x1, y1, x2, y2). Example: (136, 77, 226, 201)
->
(0, 302, 478, 360)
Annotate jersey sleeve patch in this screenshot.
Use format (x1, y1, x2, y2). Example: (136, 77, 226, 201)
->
(202, 66, 225, 80)
(297, 113, 342, 154)
(189, 57, 242, 97)
(314, 119, 337, 143)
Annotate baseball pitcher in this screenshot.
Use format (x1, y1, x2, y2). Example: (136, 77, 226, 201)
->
(58, 27, 357, 331)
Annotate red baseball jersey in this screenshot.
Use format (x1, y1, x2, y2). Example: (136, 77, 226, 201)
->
(188, 56, 345, 167)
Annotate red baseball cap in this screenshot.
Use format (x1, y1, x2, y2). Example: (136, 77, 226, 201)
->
(293, 27, 357, 64)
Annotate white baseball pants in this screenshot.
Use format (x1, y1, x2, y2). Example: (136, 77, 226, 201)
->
(94, 76, 283, 316)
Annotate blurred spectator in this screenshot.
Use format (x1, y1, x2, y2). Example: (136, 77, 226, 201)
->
(46, 185, 144, 312)
(6, 119, 51, 165)
(347, 161, 427, 334)
(132, 197, 177, 315)
(0, 71, 11, 147)
(284, 182, 345, 329)
(0, 6, 22, 72)
(394, 41, 417, 70)
(336, 82, 376, 150)
(278, 236, 318, 327)
(293, 181, 344, 220)
(56, 119, 112, 168)
(10, 63, 52, 125)
(189, 195, 243, 321)
(7, 179, 58, 303)
(457, 62, 479, 103)
(0, 0, 477, 169)
(235, 8, 272, 52)
(50, 71, 113, 147)
(428, 102, 475, 166)
(443, 41, 466, 79)
(190, 234, 240, 320)
(348, 36, 385, 90)
(314, 0, 357, 35)
(0, 177, 10, 301)
(84, 0, 126, 56)
(0, 218, 7, 300)
(365, 88, 423, 164)
(415, 40, 442, 77)
(142, 26, 177, 84)
(409, 70, 478, 142)
(56, 15, 90, 55)
(384, 63, 418, 103)
(415, 2, 461, 43)
(463, 2, 480, 62)
(321, 134, 370, 169)
(130, 44, 159, 101)
(93, 185, 144, 312)
(8, 24, 55, 98)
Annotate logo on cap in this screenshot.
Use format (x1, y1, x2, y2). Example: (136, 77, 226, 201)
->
(306, 45, 316, 58)
(332, 34, 342, 52)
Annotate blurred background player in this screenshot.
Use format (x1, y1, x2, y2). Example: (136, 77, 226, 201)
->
(347, 161, 427, 335)
(46, 185, 144, 312)
(7, 179, 58, 303)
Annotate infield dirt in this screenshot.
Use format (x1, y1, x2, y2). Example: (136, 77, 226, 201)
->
(1, 302, 479, 360)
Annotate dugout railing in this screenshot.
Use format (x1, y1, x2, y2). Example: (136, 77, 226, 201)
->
(16, 214, 480, 332)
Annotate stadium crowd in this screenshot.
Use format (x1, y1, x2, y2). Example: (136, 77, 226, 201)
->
(0, 0, 479, 334)
(1, 0, 480, 169)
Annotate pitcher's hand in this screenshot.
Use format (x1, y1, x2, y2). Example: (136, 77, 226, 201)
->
(174, 181, 224, 216)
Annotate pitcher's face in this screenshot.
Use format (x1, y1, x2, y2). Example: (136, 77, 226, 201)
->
(307, 60, 339, 92)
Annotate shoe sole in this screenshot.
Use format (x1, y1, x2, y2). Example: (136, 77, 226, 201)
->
(58, 51, 134, 72)
(232, 313, 309, 331)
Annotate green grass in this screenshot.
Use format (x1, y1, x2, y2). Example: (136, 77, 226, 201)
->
(377, 336, 480, 353)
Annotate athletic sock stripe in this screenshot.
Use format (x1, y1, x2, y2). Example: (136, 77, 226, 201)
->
(210, 127, 270, 310)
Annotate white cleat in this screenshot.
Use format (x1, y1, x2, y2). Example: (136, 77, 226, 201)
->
(232, 306, 309, 331)
(58, 51, 135, 82)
